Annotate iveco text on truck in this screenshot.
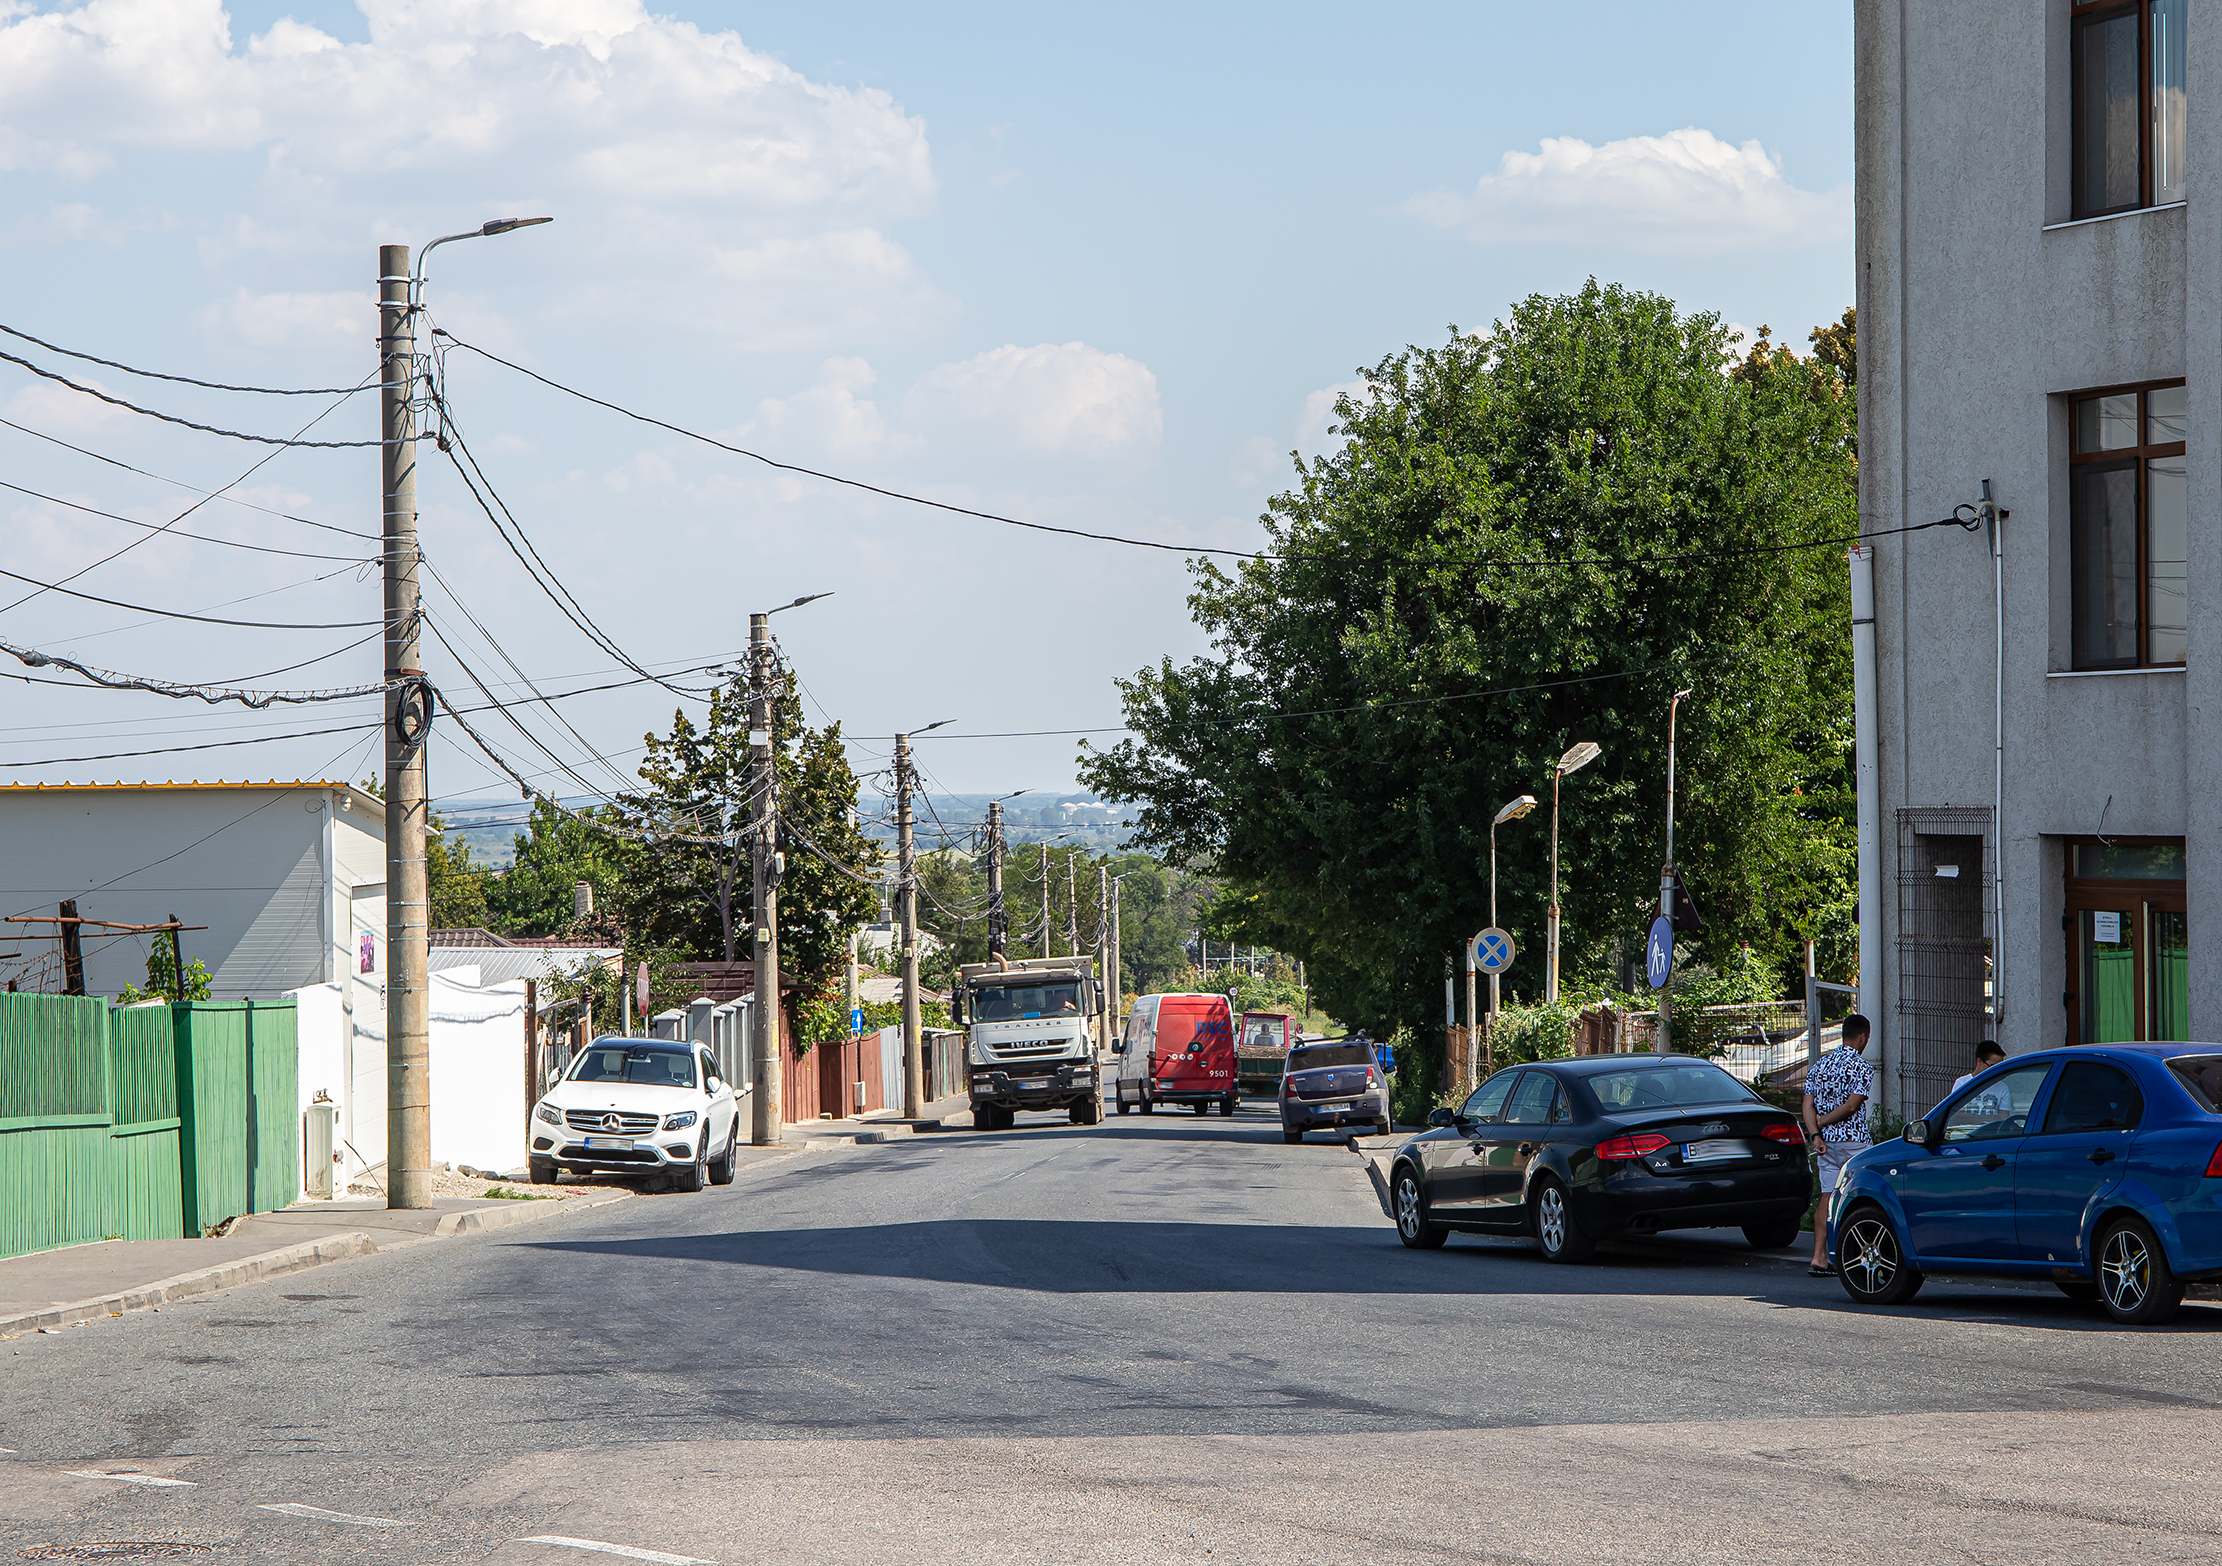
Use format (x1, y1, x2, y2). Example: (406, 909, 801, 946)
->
(953, 955, 1104, 1129)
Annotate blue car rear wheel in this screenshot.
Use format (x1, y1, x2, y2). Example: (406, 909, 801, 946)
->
(2097, 1214, 2182, 1326)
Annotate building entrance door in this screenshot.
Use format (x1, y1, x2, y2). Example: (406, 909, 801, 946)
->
(2064, 839, 2186, 1044)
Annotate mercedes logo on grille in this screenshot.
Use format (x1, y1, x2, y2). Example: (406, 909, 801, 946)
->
(601, 1112, 625, 1132)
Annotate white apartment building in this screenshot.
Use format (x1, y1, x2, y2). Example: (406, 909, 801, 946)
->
(1858, 0, 2207, 1113)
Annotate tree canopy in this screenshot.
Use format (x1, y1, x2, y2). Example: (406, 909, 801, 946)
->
(1079, 283, 1858, 1061)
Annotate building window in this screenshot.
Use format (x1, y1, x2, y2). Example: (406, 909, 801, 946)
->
(2073, 0, 2187, 218)
(2069, 380, 2185, 669)
(2064, 838, 2186, 1044)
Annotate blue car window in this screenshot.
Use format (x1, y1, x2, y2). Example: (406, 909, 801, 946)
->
(2039, 1060, 2144, 1134)
(1938, 1063, 2050, 1142)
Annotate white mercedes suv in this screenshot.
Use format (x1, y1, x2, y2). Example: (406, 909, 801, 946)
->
(528, 1037, 740, 1190)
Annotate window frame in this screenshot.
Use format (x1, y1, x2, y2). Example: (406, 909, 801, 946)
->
(2063, 835, 2187, 1046)
(2071, 0, 2184, 219)
(2067, 378, 2186, 671)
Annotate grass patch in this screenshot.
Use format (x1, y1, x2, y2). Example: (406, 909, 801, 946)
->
(480, 1185, 556, 1201)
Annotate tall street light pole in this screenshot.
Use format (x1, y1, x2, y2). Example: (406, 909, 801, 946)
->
(1486, 793, 1538, 1075)
(383, 216, 548, 1211)
(1658, 688, 1695, 1056)
(1545, 742, 1602, 1005)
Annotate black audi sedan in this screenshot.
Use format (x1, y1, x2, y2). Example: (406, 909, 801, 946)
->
(1385, 1055, 1811, 1261)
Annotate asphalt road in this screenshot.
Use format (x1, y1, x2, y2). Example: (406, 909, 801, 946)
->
(5, 1102, 2221, 1564)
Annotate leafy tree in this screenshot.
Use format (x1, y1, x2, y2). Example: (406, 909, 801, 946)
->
(427, 824, 489, 930)
(119, 938, 212, 1004)
(483, 798, 629, 939)
(611, 676, 880, 995)
(1079, 282, 1858, 1087)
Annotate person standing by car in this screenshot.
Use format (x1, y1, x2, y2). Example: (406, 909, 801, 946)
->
(1951, 1040, 2006, 1098)
(1802, 1013, 1873, 1276)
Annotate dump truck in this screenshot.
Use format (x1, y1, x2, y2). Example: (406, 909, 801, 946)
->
(953, 955, 1103, 1129)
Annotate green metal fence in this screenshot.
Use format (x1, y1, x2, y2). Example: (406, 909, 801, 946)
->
(0, 994, 297, 1260)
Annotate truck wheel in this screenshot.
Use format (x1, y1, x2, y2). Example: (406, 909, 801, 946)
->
(1115, 1094, 1131, 1115)
(1219, 1096, 1236, 1116)
(1139, 1093, 1154, 1115)
(1192, 1101, 1207, 1115)
(1070, 1099, 1102, 1126)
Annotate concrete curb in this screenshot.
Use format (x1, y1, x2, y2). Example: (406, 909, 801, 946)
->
(0, 1186, 634, 1340)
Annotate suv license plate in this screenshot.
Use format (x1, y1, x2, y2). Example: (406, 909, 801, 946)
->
(584, 1136, 634, 1149)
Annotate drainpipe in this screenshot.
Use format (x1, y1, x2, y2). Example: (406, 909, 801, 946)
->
(1982, 481, 2006, 1035)
(1849, 548, 1882, 1075)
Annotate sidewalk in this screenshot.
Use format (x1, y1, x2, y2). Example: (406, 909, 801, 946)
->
(0, 1187, 629, 1340)
(784, 1087, 975, 1148)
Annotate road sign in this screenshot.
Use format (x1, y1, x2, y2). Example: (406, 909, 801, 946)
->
(1471, 927, 1516, 974)
(850, 1007, 865, 1034)
(1646, 915, 1674, 989)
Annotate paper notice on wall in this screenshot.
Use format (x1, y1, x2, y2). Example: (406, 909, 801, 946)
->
(359, 931, 377, 973)
(2093, 911, 2123, 945)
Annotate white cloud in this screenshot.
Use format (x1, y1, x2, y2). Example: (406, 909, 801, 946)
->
(0, 0, 944, 346)
(750, 356, 918, 461)
(196, 288, 374, 351)
(1405, 127, 1849, 256)
(4, 373, 129, 435)
(1297, 379, 1369, 458)
(903, 342, 1161, 466)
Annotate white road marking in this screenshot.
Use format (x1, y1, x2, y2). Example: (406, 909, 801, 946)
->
(63, 1470, 196, 1487)
(258, 1502, 414, 1527)
(517, 1536, 717, 1564)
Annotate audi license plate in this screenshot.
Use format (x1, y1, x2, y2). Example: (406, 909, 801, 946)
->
(1682, 1139, 1741, 1164)
(584, 1136, 634, 1149)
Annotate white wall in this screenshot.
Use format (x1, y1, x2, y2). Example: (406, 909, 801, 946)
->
(428, 970, 528, 1175)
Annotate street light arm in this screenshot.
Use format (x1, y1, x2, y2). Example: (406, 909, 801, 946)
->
(412, 217, 554, 304)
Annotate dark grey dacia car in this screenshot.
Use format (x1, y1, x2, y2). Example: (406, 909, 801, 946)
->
(1280, 1039, 1392, 1142)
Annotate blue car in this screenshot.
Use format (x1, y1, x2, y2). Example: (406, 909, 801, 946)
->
(1830, 1044, 2222, 1324)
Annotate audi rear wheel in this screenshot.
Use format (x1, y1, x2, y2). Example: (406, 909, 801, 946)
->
(1837, 1203, 1923, 1306)
(1532, 1178, 1594, 1263)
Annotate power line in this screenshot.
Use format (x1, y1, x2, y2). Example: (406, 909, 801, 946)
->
(438, 327, 1937, 571)
(0, 638, 388, 710)
(0, 346, 388, 446)
(0, 477, 376, 563)
(0, 322, 363, 396)
(0, 417, 379, 541)
(0, 560, 378, 630)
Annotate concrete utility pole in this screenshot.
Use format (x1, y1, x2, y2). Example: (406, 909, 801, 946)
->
(985, 800, 1006, 957)
(749, 614, 782, 1145)
(1096, 864, 1110, 1051)
(1041, 846, 1052, 958)
(896, 732, 922, 1119)
(1109, 877, 1124, 1039)
(1659, 688, 1694, 1056)
(380, 242, 431, 1211)
(1065, 854, 1078, 966)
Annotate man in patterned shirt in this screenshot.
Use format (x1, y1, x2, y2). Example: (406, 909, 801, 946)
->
(1802, 1013, 1873, 1276)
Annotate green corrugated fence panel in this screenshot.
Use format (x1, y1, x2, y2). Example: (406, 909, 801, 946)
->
(110, 1004, 177, 1126)
(0, 1124, 115, 1260)
(174, 1000, 297, 1233)
(0, 992, 109, 1119)
(247, 1001, 298, 1213)
(106, 1120, 184, 1243)
(174, 1002, 246, 1235)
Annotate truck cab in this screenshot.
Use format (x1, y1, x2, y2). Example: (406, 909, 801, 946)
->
(1111, 993, 1237, 1116)
(955, 956, 1103, 1130)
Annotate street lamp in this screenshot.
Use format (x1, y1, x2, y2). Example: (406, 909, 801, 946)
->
(411, 216, 553, 304)
(1656, 689, 1696, 1054)
(1486, 793, 1539, 1029)
(1546, 741, 1602, 1004)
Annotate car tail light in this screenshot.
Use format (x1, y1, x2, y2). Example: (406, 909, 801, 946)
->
(1762, 1122, 1807, 1146)
(1596, 1132, 1672, 1160)
(2205, 1140, 2222, 1178)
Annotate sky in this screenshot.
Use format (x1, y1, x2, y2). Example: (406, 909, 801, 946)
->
(0, 0, 1854, 809)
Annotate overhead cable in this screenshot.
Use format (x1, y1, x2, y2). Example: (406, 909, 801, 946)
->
(0, 639, 389, 710)
(0, 322, 363, 396)
(0, 478, 377, 563)
(0, 417, 379, 541)
(0, 347, 388, 447)
(0, 560, 379, 630)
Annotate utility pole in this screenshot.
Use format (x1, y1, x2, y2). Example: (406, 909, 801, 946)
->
(1659, 689, 1693, 1056)
(896, 732, 922, 1118)
(1065, 854, 1078, 965)
(749, 614, 782, 1145)
(986, 801, 1006, 958)
(1041, 846, 1051, 958)
(1109, 877, 1124, 1040)
(1096, 864, 1110, 1051)
(380, 242, 431, 1211)
(846, 805, 861, 1037)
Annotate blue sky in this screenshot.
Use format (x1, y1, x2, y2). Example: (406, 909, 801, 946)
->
(0, 1, 1853, 803)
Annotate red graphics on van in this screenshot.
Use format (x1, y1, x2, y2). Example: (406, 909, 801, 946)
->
(1111, 993, 1237, 1117)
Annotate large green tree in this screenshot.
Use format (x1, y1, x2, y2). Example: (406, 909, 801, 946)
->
(1079, 282, 1857, 1064)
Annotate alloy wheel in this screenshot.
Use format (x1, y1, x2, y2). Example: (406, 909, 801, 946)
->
(1837, 1211, 1920, 1305)
(2100, 1225, 2151, 1313)
(1537, 1185, 1567, 1252)
(1396, 1176, 1420, 1239)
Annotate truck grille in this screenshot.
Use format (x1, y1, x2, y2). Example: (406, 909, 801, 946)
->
(564, 1109, 660, 1134)
(990, 1044, 1071, 1059)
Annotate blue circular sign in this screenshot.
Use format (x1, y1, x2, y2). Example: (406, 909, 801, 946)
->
(1645, 916, 1674, 989)
(1471, 927, 1516, 974)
